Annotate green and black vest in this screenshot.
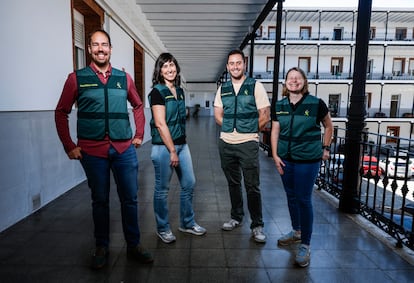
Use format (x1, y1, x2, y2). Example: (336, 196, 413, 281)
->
(220, 77, 258, 133)
(76, 67, 132, 140)
(149, 84, 186, 145)
(275, 94, 322, 161)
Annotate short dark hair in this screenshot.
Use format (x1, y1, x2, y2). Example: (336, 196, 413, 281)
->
(152, 52, 181, 86)
(88, 29, 112, 47)
(227, 49, 245, 63)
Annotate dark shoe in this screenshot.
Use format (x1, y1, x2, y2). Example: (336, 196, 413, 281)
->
(127, 244, 154, 264)
(91, 246, 109, 270)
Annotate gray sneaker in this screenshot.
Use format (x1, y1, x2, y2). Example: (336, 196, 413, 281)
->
(157, 230, 176, 243)
(222, 219, 241, 231)
(251, 226, 266, 243)
(178, 223, 207, 236)
(295, 244, 310, 267)
(277, 230, 301, 246)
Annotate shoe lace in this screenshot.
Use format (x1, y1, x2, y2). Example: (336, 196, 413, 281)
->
(253, 227, 263, 234)
(298, 245, 309, 256)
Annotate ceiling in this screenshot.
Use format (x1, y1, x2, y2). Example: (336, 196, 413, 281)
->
(135, 0, 275, 83)
(132, 1, 414, 84)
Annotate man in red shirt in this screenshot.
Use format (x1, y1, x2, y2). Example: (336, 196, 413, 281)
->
(55, 29, 153, 269)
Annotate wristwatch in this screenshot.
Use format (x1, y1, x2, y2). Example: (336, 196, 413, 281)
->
(322, 145, 331, 151)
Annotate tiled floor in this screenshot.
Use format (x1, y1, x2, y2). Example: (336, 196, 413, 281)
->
(1, 117, 414, 283)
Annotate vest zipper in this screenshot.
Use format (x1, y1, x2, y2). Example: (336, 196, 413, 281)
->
(233, 86, 238, 130)
(104, 84, 109, 135)
(287, 110, 295, 159)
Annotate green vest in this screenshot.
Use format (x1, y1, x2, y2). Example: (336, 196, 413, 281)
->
(275, 94, 322, 161)
(149, 84, 186, 145)
(76, 67, 132, 140)
(220, 77, 259, 133)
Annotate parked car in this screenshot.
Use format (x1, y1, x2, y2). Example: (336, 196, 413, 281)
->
(378, 143, 414, 158)
(379, 143, 398, 157)
(328, 154, 381, 182)
(378, 157, 414, 179)
(373, 112, 387, 118)
(361, 155, 382, 177)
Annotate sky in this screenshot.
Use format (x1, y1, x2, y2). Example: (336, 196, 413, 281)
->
(284, 0, 414, 8)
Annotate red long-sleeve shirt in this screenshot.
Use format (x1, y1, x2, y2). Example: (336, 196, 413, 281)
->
(55, 63, 145, 158)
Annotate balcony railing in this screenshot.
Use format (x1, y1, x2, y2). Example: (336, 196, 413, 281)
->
(319, 129, 414, 250)
(256, 32, 414, 42)
(252, 71, 414, 81)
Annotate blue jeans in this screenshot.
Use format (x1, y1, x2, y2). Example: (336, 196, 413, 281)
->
(280, 160, 320, 245)
(218, 140, 264, 229)
(151, 144, 196, 232)
(80, 144, 140, 248)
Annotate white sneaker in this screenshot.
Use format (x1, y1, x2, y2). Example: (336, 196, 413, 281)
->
(157, 230, 176, 243)
(178, 223, 207, 236)
(251, 226, 266, 243)
(222, 219, 241, 231)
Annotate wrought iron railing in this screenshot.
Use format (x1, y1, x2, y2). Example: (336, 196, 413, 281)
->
(316, 128, 414, 250)
(259, 126, 414, 250)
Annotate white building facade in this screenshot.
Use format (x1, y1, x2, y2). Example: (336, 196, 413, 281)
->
(245, 7, 414, 140)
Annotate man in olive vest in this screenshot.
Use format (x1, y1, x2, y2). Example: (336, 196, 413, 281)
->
(55, 29, 153, 269)
(214, 49, 270, 243)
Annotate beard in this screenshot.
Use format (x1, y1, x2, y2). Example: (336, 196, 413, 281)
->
(92, 52, 110, 67)
(231, 70, 244, 80)
(93, 60, 108, 68)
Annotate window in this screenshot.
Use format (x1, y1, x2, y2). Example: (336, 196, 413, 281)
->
(395, 28, 407, 40)
(134, 42, 145, 102)
(386, 126, 400, 143)
(367, 59, 374, 78)
(333, 27, 343, 40)
(300, 26, 312, 39)
(268, 26, 276, 40)
(73, 10, 86, 70)
(369, 27, 376, 40)
(408, 58, 414, 76)
(331, 57, 343, 75)
(266, 57, 274, 72)
(298, 57, 310, 74)
(392, 58, 405, 76)
(73, 0, 104, 68)
(366, 92, 372, 109)
(329, 94, 340, 117)
(390, 94, 400, 118)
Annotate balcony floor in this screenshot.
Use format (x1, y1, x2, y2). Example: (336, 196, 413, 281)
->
(1, 117, 413, 283)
